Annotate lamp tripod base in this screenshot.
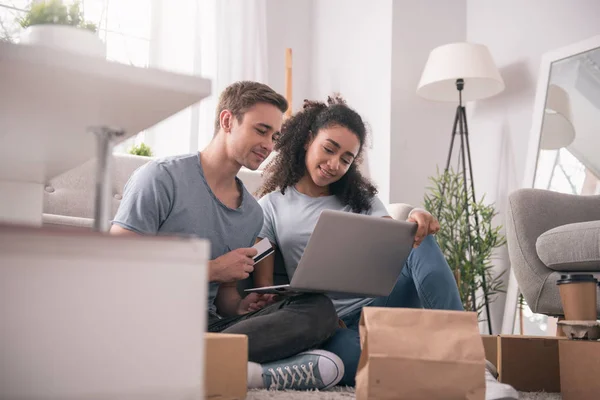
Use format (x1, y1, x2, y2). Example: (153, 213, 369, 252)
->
(438, 79, 494, 334)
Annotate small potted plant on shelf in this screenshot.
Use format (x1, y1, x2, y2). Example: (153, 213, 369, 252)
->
(128, 143, 154, 157)
(18, 0, 105, 58)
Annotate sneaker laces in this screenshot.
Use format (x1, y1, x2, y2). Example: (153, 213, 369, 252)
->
(267, 361, 320, 390)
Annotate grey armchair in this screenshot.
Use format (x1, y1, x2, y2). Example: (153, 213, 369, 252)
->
(506, 188, 600, 316)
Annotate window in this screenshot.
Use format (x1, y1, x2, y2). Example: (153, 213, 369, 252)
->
(0, 1, 29, 41)
(1, 0, 217, 158)
(535, 148, 600, 195)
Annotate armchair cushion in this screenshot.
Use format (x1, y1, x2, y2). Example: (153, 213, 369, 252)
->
(537, 220, 600, 271)
(43, 213, 93, 230)
(387, 203, 415, 221)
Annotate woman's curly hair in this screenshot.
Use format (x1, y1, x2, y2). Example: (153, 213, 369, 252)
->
(257, 95, 377, 214)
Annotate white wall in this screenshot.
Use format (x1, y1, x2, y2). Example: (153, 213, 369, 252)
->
(467, 0, 600, 333)
(265, 0, 313, 114)
(308, 1, 469, 206)
(267, 0, 467, 207)
(390, 0, 466, 206)
(311, 0, 393, 203)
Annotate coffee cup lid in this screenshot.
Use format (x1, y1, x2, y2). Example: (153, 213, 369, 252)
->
(557, 274, 598, 285)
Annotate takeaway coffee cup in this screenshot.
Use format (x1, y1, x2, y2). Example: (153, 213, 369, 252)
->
(556, 274, 598, 321)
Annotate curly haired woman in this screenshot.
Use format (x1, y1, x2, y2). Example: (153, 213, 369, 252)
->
(251, 96, 519, 400)
(251, 96, 460, 383)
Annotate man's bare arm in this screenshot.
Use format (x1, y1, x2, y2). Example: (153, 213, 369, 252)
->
(215, 282, 242, 317)
(109, 224, 140, 236)
(110, 224, 259, 283)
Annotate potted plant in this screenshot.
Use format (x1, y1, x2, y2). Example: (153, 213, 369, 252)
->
(423, 168, 506, 326)
(18, 0, 105, 58)
(128, 143, 153, 157)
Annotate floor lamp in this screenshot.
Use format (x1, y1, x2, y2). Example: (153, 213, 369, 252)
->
(417, 43, 505, 334)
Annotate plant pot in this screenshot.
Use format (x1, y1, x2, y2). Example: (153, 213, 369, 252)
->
(19, 25, 105, 58)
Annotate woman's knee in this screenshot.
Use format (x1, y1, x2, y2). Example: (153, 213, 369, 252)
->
(415, 234, 439, 252)
(410, 235, 448, 267)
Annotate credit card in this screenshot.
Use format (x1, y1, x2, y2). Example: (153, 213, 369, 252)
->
(252, 238, 274, 263)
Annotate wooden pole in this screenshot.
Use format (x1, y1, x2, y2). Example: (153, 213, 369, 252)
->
(285, 48, 293, 117)
(519, 302, 524, 334)
(556, 317, 566, 337)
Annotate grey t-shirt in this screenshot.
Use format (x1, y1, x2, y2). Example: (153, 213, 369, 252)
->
(112, 153, 263, 313)
(258, 186, 390, 317)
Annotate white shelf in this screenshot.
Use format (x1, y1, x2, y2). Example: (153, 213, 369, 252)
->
(0, 41, 212, 183)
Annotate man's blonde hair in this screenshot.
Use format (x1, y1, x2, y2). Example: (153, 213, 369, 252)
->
(214, 81, 288, 135)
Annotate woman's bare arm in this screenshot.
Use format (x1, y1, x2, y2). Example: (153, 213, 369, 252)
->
(252, 237, 276, 287)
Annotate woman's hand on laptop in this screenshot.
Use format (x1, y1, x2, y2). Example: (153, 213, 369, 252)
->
(237, 293, 278, 314)
(407, 209, 440, 248)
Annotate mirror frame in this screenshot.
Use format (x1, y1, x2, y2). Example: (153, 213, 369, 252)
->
(502, 34, 600, 334)
(523, 34, 600, 189)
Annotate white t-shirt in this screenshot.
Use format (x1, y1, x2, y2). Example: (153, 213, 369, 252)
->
(258, 186, 390, 317)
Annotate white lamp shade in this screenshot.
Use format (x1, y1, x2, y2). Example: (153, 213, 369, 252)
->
(540, 84, 576, 150)
(417, 43, 505, 102)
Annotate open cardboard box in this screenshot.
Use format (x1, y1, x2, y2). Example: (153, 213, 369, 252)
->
(205, 332, 248, 400)
(483, 334, 600, 397)
(482, 335, 564, 393)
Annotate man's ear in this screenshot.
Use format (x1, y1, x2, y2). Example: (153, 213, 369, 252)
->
(220, 110, 233, 133)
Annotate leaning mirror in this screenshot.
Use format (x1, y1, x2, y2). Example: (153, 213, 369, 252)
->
(503, 35, 600, 336)
(533, 41, 600, 194)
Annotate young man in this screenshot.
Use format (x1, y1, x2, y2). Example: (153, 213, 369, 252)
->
(110, 81, 343, 390)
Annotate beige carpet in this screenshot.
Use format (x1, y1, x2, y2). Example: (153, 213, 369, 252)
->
(247, 387, 562, 399)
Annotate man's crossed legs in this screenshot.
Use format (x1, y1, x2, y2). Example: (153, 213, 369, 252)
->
(208, 294, 344, 390)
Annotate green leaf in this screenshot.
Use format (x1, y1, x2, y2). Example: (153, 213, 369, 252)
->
(424, 167, 507, 321)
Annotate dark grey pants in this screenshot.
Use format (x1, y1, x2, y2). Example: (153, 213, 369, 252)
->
(208, 294, 338, 363)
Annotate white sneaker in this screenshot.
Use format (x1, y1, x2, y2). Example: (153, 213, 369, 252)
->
(485, 360, 519, 400)
(260, 350, 344, 390)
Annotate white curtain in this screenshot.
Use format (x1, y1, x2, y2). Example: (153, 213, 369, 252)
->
(148, 0, 269, 156)
(109, 0, 269, 157)
(215, 0, 269, 93)
(191, 0, 270, 155)
(144, 0, 216, 157)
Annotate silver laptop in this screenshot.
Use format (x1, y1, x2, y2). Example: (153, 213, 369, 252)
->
(246, 210, 418, 298)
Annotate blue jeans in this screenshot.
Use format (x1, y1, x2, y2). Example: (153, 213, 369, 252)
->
(321, 235, 463, 386)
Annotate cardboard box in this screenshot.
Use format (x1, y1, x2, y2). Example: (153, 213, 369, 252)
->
(481, 335, 498, 370)
(559, 340, 600, 400)
(205, 333, 248, 400)
(482, 335, 563, 393)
